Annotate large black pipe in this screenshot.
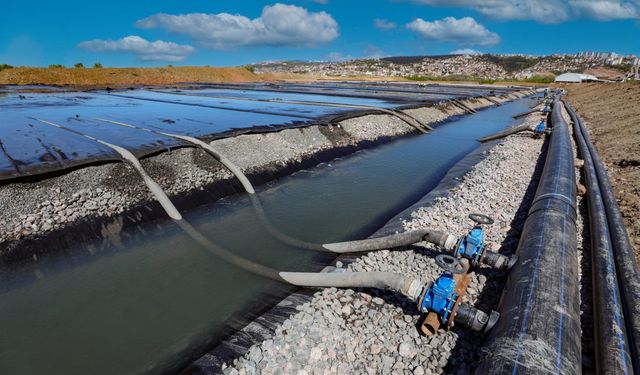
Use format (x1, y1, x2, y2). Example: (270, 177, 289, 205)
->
(476, 97, 581, 374)
(564, 98, 639, 373)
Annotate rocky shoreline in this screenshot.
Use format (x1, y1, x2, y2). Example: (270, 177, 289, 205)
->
(218, 109, 549, 375)
(0, 92, 531, 264)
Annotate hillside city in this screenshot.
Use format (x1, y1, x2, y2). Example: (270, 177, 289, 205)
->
(252, 52, 640, 82)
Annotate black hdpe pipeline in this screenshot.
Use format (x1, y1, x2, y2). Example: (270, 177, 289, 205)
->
(34, 117, 496, 333)
(94, 117, 515, 271)
(564, 98, 638, 374)
(475, 96, 582, 375)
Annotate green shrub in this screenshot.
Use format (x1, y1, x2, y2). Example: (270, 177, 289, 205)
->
(521, 75, 555, 84)
(0, 63, 13, 71)
(93, 62, 103, 68)
(483, 55, 541, 73)
(48, 64, 65, 68)
(244, 65, 256, 74)
(74, 62, 84, 68)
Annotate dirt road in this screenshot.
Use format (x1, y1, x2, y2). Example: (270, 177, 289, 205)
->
(566, 82, 640, 260)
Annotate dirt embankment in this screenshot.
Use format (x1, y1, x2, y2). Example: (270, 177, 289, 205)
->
(565, 82, 640, 259)
(0, 66, 265, 87)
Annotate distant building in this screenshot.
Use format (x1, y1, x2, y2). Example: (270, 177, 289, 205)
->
(555, 72, 599, 83)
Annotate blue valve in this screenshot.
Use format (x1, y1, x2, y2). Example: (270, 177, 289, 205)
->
(455, 226, 485, 266)
(534, 120, 546, 135)
(455, 213, 493, 267)
(417, 255, 500, 332)
(418, 255, 466, 324)
(452, 213, 517, 270)
(542, 105, 551, 113)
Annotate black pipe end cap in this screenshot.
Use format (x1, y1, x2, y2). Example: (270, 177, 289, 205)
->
(484, 310, 501, 333)
(506, 254, 519, 270)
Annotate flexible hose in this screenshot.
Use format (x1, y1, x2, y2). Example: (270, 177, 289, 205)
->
(477, 124, 533, 143)
(322, 228, 456, 253)
(279, 271, 422, 301)
(512, 108, 540, 119)
(31, 118, 424, 296)
(95, 117, 445, 254)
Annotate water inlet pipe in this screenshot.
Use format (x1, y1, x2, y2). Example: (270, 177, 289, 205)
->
(93, 117, 451, 254)
(94, 117, 510, 268)
(32, 118, 498, 333)
(475, 96, 582, 375)
(30, 118, 424, 289)
(564, 99, 639, 374)
(477, 124, 535, 143)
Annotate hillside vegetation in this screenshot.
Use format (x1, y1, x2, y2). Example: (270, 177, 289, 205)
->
(0, 66, 263, 87)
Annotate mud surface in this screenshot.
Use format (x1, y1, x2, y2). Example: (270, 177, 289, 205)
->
(566, 82, 640, 260)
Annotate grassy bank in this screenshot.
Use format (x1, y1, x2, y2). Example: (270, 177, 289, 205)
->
(0, 66, 264, 87)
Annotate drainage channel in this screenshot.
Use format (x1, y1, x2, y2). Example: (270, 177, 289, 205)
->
(0, 97, 535, 375)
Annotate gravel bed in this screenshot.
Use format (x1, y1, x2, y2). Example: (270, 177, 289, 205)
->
(0, 94, 528, 250)
(224, 112, 547, 375)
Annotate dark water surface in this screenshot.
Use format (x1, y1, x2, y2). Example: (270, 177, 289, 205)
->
(0, 97, 535, 375)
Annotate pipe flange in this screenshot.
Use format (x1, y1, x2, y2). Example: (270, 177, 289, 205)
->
(435, 255, 469, 275)
(469, 213, 494, 225)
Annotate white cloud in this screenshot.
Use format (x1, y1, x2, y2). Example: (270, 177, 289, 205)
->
(136, 3, 339, 50)
(406, 17, 500, 46)
(570, 1, 638, 20)
(410, 0, 639, 23)
(450, 48, 482, 55)
(374, 18, 398, 30)
(78, 35, 194, 62)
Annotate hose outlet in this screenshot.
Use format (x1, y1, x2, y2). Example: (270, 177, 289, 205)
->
(481, 251, 518, 271)
(454, 303, 500, 332)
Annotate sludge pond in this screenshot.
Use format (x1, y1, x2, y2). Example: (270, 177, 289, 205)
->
(0, 86, 536, 374)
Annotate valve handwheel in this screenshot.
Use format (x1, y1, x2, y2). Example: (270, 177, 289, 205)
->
(435, 254, 469, 275)
(468, 213, 494, 225)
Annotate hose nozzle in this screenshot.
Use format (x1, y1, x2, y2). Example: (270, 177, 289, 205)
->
(454, 303, 500, 332)
(482, 251, 518, 271)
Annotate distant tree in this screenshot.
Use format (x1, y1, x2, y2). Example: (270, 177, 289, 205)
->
(48, 64, 65, 68)
(244, 65, 256, 73)
(93, 62, 103, 68)
(0, 63, 13, 71)
(167, 64, 174, 68)
(74, 62, 84, 68)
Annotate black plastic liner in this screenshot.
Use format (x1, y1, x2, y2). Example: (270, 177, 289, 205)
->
(0, 90, 388, 182)
(476, 97, 581, 374)
(191, 83, 475, 103)
(565, 98, 639, 374)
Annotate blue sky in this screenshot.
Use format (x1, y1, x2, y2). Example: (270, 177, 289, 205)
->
(1, 0, 638, 67)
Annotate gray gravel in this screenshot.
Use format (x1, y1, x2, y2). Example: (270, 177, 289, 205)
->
(223, 111, 547, 375)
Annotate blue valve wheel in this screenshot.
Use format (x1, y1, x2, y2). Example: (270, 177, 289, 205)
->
(468, 213, 494, 225)
(435, 254, 469, 275)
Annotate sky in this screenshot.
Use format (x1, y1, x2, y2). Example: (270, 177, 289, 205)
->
(1, 0, 639, 67)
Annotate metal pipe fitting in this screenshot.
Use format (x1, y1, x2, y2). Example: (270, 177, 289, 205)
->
(455, 303, 500, 332)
